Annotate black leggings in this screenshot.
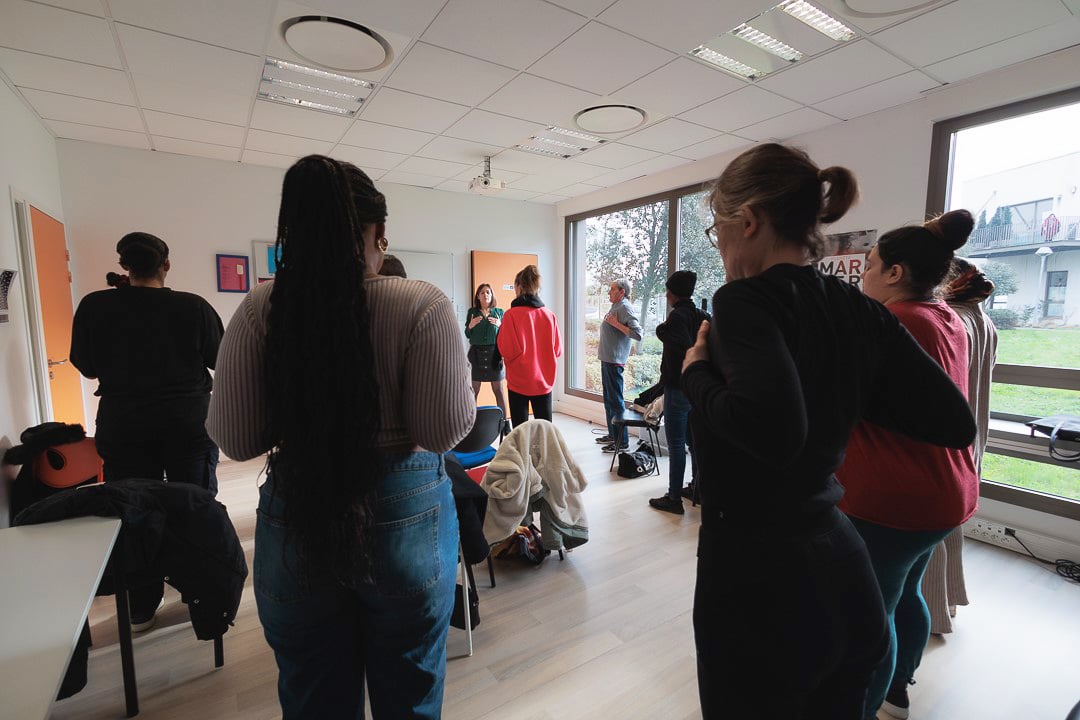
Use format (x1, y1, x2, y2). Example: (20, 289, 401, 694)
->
(507, 390, 552, 428)
(694, 508, 888, 719)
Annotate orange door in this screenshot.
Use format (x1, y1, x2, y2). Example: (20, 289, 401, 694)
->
(470, 251, 539, 410)
(29, 206, 85, 425)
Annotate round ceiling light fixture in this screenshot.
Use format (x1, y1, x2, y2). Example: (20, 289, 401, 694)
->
(573, 104, 648, 134)
(839, 0, 948, 17)
(282, 16, 392, 72)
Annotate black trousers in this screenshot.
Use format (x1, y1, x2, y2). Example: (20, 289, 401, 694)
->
(694, 507, 888, 719)
(507, 390, 552, 428)
(95, 394, 220, 620)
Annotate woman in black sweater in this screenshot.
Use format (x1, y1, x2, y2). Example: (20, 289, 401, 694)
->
(681, 144, 976, 718)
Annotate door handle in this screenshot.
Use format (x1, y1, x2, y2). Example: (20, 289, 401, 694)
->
(48, 358, 68, 367)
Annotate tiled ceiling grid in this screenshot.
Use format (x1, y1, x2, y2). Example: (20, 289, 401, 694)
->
(0, 0, 1078, 204)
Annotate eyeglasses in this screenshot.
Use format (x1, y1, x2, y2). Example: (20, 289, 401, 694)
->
(705, 221, 720, 249)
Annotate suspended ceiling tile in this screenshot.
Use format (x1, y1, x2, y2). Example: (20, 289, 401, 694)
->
(736, 107, 838, 142)
(21, 88, 143, 131)
(674, 133, 752, 160)
(923, 17, 1080, 83)
(622, 118, 718, 153)
(813, 70, 938, 120)
(0, 48, 134, 105)
(436, 179, 471, 193)
(612, 57, 746, 117)
(598, 0, 771, 54)
(455, 164, 527, 183)
(360, 88, 470, 134)
(385, 43, 517, 107)
(395, 156, 473, 178)
(531, 194, 570, 204)
(416, 136, 505, 165)
(0, 1, 121, 68)
(109, 0, 273, 55)
(557, 182, 604, 197)
(510, 174, 575, 193)
(131, 76, 253, 126)
(152, 136, 240, 162)
(117, 25, 262, 94)
(757, 41, 912, 106)
(486, 149, 567, 174)
(340, 120, 435, 155)
(480, 74, 600, 126)
(303, 0, 448, 38)
(245, 129, 333, 156)
(872, 0, 1071, 68)
(242, 149, 296, 169)
(47, 120, 149, 149)
(678, 85, 799, 132)
(380, 170, 446, 188)
(545, 0, 618, 16)
(586, 163, 653, 186)
(445, 110, 546, 147)
(143, 109, 245, 146)
(529, 22, 675, 96)
(494, 188, 542, 201)
(34, 0, 105, 15)
(626, 153, 693, 175)
(816, 0, 938, 33)
(330, 145, 408, 172)
(576, 142, 659, 169)
(250, 100, 352, 142)
(421, 0, 586, 69)
(541, 160, 610, 184)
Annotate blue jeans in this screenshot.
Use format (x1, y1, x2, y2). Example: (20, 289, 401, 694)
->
(601, 361, 627, 445)
(664, 385, 693, 498)
(255, 452, 459, 719)
(848, 516, 953, 719)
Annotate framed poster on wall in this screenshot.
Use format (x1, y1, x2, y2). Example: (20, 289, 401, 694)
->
(252, 240, 279, 282)
(217, 254, 250, 293)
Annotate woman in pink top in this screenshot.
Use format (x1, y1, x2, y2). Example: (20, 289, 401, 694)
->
(838, 210, 980, 719)
(497, 264, 562, 428)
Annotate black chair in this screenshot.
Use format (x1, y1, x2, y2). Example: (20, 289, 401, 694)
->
(608, 407, 663, 474)
(449, 406, 507, 469)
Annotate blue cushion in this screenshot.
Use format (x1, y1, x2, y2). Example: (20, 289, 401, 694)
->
(450, 447, 497, 469)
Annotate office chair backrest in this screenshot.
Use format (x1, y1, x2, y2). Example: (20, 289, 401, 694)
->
(454, 406, 505, 454)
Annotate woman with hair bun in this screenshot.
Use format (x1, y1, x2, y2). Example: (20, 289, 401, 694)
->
(681, 144, 975, 717)
(71, 231, 224, 630)
(839, 210, 981, 719)
(209, 156, 473, 718)
(497, 264, 561, 428)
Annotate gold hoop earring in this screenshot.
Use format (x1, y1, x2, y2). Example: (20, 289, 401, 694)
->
(376, 236, 389, 253)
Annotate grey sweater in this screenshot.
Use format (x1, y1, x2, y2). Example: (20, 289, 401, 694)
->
(598, 297, 642, 365)
(207, 276, 475, 460)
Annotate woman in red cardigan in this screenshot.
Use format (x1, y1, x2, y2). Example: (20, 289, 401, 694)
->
(497, 264, 562, 429)
(839, 209, 980, 720)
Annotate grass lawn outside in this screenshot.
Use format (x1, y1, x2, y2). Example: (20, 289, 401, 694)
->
(982, 453, 1080, 501)
(990, 327, 1080, 417)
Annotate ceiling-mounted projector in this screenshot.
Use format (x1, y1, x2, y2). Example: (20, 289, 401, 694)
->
(469, 156, 507, 195)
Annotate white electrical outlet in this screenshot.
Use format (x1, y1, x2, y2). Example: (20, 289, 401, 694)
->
(962, 519, 1017, 548)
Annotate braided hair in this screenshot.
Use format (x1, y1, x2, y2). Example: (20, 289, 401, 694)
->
(266, 155, 386, 579)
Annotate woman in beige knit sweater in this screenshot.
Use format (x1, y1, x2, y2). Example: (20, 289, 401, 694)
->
(922, 258, 998, 635)
(207, 156, 474, 719)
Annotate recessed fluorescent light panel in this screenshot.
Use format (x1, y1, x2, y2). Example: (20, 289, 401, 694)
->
(546, 126, 605, 144)
(259, 57, 375, 116)
(777, 0, 856, 42)
(689, 46, 765, 79)
(514, 144, 572, 159)
(733, 23, 803, 61)
(513, 126, 607, 159)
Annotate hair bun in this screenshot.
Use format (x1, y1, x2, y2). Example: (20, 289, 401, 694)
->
(817, 166, 858, 224)
(926, 209, 974, 251)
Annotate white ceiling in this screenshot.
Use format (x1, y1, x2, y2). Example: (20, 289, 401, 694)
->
(1, 0, 1078, 205)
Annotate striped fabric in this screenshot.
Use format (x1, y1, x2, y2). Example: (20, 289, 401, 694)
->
(207, 275, 475, 460)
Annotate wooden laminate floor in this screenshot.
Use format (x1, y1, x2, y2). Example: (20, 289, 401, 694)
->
(51, 414, 1080, 719)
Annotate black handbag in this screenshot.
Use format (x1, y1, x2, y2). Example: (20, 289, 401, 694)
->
(450, 564, 480, 630)
(617, 444, 657, 478)
(1026, 415, 1080, 462)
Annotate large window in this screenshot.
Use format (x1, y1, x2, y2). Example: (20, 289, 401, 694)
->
(566, 185, 720, 401)
(929, 87, 1080, 516)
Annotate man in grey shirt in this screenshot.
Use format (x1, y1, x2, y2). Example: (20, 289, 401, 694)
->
(598, 278, 642, 452)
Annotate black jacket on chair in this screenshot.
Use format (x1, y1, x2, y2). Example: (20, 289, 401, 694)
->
(15, 479, 247, 639)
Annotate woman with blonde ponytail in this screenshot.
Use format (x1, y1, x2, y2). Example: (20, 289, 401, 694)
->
(681, 144, 976, 718)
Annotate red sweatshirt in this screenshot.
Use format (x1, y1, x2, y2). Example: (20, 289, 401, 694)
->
(497, 297, 562, 396)
(837, 300, 979, 531)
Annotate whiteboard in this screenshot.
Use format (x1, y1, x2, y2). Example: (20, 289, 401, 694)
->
(392, 249, 455, 303)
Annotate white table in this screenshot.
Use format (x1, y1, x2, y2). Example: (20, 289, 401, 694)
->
(0, 516, 121, 720)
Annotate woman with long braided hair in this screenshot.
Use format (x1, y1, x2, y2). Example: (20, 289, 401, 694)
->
(208, 155, 474, 718)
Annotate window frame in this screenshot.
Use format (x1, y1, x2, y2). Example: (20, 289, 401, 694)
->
(926, 85, 1080, 520)
(562, 181, 710, 402)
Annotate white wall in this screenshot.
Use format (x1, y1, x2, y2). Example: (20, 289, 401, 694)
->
(55, 141, 559, 431)
(0, 78, 66, 525)
(556, 45, 1080, 541)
